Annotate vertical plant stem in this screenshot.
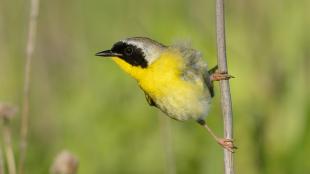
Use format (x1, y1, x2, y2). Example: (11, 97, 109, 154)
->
(158, 114, 176, 174)
(3, 120, 16, 174)
(215, 0, 234, 174)
(19, 0, 40, 173)
(0, 147, 4, 174)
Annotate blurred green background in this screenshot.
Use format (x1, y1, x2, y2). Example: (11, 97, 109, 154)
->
(1, 0, 310, 173)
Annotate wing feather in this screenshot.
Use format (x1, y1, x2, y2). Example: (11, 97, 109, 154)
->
(174, 44, 214, 98)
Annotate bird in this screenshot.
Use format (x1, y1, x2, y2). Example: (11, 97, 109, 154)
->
(96, 37, 236, 152)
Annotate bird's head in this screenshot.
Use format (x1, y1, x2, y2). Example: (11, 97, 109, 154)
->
(96, 37, 167, 69)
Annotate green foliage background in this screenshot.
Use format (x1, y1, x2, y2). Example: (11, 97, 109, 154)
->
(1, 0, 309, 173)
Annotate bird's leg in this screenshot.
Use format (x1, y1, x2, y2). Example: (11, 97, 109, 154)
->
(197, 119, 237, 152)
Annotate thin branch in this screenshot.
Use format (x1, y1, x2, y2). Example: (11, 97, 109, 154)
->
(215, 0, 235, 174)
(19, 0, 40, 173)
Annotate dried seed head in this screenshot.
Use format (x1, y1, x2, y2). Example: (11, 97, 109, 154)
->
(50, 150, 79, 174)
(0, 103, 17, 121)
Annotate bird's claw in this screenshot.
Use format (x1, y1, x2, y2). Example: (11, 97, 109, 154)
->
(210, 71, 234, 81)
(216, 138, 237, 153)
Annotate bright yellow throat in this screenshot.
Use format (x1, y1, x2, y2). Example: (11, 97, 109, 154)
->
(112, 50, 183, 88)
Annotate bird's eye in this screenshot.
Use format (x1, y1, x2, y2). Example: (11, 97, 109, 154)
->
(124, 47, 134, 56)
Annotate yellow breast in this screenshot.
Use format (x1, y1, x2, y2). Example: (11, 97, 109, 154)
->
(112, 50, 208, 120)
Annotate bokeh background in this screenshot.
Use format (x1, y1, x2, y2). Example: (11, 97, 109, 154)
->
(1, 0, 309, 173)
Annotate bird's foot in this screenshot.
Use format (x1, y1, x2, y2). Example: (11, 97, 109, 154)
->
(210, 71, 234, 81)
(216, 138, 237, 152)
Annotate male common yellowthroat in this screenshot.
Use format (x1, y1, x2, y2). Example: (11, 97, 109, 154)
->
(96, 37, 235, 151)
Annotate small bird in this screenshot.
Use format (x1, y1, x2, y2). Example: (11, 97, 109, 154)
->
(96, 37, 235, 151)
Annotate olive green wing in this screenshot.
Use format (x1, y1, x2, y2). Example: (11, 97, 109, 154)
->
(203, 68, 215, 98)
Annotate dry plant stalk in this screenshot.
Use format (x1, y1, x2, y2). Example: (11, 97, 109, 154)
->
(215, 0, 235, 174)
(0, 104, 18, 174)
(158, 114, 176, 174)
(0, 148, 4, 174)
(3, 121, 16, 174)
(19, 0, 40, 173)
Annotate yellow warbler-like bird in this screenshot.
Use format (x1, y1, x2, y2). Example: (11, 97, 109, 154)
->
(96, 37, 235, 151)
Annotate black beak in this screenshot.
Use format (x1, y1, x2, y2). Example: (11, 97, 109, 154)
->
(95, 50, 123, 57)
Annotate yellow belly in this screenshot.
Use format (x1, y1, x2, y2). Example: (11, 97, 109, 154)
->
(112, 50, 210, 120)
(148, 82, 209, 121)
